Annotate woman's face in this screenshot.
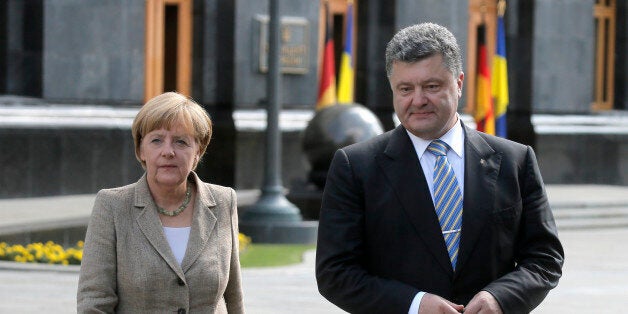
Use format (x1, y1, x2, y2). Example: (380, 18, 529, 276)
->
(139, 122, 199, 189)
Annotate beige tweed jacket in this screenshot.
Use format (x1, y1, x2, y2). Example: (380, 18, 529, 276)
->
(77, 172, 244, 313)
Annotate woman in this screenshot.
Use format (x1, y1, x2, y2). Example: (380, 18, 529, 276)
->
(78, 92, 244, 313)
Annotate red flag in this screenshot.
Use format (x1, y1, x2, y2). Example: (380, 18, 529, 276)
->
(316, 2, 336, 110)
(474, 24, 495, 134)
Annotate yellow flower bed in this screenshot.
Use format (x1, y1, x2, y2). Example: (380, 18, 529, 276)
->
(0, 241, 83, 265)
(239, 233, 252, 251)
(1, 233, 252, 265)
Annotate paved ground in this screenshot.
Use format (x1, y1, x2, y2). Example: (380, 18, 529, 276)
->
(1, 185, 628, 313)
(1, 228, 627, 313)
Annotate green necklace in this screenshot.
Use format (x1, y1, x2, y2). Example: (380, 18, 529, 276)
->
(156, 185, 192, 217)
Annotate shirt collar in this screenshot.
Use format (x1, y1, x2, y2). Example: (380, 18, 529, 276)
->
(406, 115, 465, 159)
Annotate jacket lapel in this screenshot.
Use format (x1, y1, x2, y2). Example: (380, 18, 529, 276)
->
(377, 126, 453, 274)
(455, 126, 502, 276)
(181, 172, 217, 273)
(134, 175, 186, 279)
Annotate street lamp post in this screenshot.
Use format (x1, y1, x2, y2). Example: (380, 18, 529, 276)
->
(241, 0, 302, 223)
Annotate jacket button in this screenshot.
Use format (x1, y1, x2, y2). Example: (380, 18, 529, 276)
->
(177, 278, 185, 286)
(177, 309, 186, 314)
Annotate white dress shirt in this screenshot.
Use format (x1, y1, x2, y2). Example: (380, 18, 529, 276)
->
(405, 117, 465, 314)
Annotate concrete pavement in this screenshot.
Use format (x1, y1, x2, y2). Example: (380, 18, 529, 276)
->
(1, 185, 628, 313)
(1, 228, 627, 313)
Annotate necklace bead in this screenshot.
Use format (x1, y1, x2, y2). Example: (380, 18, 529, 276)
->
(156, 185, 192, 217)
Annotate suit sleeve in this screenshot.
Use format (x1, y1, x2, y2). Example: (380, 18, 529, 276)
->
(225, 188, 245, 314)
(483, 146, 564, 314)
(77, 191, 119, 313)
(316, 149, 419, 314)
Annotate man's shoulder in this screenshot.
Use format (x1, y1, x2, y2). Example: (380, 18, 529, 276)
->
(464, 129, 537, 169)
(465, 126, 528, 153)
(342, 127, 398, 155)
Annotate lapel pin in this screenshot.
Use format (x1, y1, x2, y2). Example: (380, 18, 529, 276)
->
(480, 159, 486, 166)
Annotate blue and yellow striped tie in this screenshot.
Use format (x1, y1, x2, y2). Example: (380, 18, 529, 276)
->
(427, 140, 463, 270)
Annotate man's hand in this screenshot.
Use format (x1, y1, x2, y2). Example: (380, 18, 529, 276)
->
(464, 291, 503, 314)
(418, 293, 464, 314)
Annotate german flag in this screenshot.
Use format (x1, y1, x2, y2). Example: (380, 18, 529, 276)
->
(316, 1, 336, 110)
(474, 24, 495, 135)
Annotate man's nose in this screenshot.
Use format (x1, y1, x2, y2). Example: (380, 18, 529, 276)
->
(411, 89, 428, 106)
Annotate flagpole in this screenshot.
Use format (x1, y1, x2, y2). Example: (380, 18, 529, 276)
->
(241, 0, 301, 223)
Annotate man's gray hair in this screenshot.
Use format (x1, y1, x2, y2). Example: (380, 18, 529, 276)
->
(385, 22, 462, 78)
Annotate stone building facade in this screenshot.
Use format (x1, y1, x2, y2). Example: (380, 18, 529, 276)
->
(1, 0, 627, 199)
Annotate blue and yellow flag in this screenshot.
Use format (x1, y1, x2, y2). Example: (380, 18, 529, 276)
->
(337, 1, 354, 104)
(492, 3, 509, 138)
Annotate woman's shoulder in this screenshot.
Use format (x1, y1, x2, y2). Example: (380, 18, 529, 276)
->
(199, 181, 235, 197)
(98, 181, 137, 195)
(94, 181, 138, 205)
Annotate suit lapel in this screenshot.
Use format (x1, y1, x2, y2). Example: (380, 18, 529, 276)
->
(134, 175, 185, 279)
(181, 173, 217, 273)
(455, 126, 502, 276)
(377, 126, 453, 274)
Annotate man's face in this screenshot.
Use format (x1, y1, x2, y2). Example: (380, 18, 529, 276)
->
(389, 54, 463, 140)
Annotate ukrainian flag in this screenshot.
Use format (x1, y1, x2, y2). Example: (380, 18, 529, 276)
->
(493, 6, 509, 138)
(337, 1, 354, 104)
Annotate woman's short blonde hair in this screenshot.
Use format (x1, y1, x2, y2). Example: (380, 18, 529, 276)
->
(132, 92, 212, 169)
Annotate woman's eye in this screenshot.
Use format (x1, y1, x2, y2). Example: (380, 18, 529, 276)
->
(150, 138, 161, 143)
(176, 139, 189, 146)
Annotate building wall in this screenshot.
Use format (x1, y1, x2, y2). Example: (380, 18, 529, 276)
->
(232, 0, 320, 109)
(1, 0, 628, 200)
(1, 0, 43, 97)
(532, 0, 594, 113)
(43, 0, 144, 103)
(0, 108, 143, 199)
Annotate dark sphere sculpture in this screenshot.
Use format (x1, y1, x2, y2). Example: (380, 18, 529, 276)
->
(303, 103, 384, 189)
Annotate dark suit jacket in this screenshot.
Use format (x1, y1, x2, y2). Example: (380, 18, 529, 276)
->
(78, 172, 244, 313)
(316, 124, 564, 314)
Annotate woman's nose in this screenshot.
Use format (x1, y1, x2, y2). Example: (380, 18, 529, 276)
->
(161, 143, 175, 158)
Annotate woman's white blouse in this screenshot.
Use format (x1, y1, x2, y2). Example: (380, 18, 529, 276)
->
(163, 226, 191, 265)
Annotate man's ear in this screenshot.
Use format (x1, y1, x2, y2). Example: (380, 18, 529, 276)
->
(457, 72, 464, 97)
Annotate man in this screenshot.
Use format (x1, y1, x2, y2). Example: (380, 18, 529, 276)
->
(316, 23, 564, 314)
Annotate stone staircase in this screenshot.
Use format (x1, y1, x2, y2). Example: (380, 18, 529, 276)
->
(547, 184, 628, 230)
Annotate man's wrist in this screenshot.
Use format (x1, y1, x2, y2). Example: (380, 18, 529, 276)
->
(408, 291, 426, 314)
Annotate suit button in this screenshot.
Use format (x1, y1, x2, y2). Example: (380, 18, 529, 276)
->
(177, 278, 185, 286)
(177, 309, 186, 314)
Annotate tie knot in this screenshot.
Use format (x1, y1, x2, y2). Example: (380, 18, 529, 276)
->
(427, 140, 449, 156)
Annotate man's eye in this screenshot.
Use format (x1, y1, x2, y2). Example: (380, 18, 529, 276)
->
(426, 84, 440, 91)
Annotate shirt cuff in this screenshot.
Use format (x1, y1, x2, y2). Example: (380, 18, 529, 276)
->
(408, 291, 426, 314)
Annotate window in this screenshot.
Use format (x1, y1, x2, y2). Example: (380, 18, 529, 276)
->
(592, 0, 616, 110)
(145, 0, 192, 102)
